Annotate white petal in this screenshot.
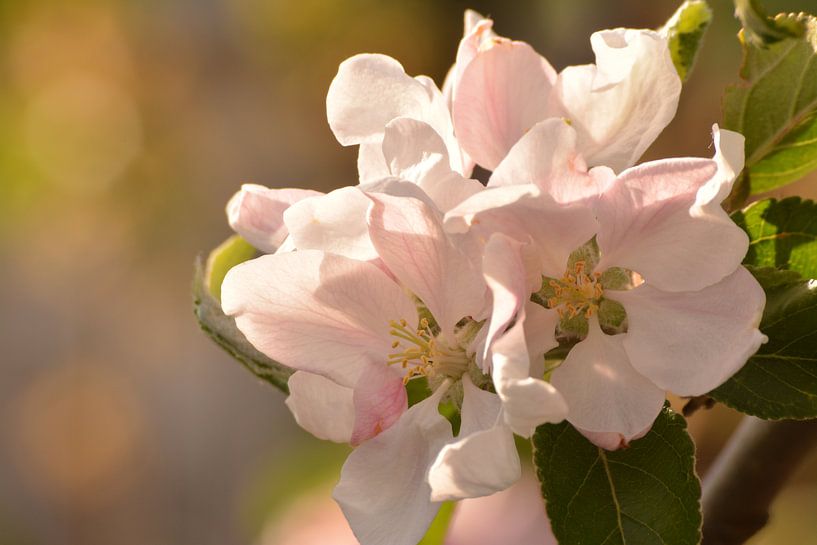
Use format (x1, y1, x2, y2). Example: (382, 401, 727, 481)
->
(694, 125, 746, 209)
(333, 387, 453, 545)
(551, 317, 666, 440)
(327, 54, 432, 146)
(553, 29, 681, 172)
(285, 371, 355, 443)
(357, 142, 391, 184)
(611, 266, 767, 396)
(283, 186, 378, 261)
(381, 117, 451, 184)
(226, 184, 322, 253)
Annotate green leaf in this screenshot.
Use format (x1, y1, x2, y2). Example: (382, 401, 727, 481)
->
(532, 406, 701, 545)
(710, 267, 817, 419)
(661, 1, 713, 81)
(193, 256, 293, 393)
(417, 502, 457, 545)
(733, 197, 817, 278)
(723, 11, 817, 194)
(204, 234, 257, 301)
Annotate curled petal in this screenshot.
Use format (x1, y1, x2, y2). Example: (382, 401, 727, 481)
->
(483, 234, 567, 436)
(596, 157, 749, 292)
(283, 186, 378, 261)
(453, 39, 556, 170)
(551, 317, 666, 442)
(333, 386, 453, 545)
(221, 251, 417, 387)
(285, 371, 355, 443)
(428, 377, 519, 502)
(610, 266, 767, 396)
(553, 29, 681, 172)
(226, 184, 321, 253)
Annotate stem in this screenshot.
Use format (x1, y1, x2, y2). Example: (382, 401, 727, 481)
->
(701, 416, 817, 545)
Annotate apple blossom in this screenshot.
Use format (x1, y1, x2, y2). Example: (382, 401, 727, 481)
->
(221, 188, 567, 545)
(447, 126, 766, 448)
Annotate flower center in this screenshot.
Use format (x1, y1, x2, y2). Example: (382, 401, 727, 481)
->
(545, 260, 604, 319)
(388, 318, 471, 384)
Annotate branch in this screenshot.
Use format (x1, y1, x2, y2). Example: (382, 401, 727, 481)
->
(701, 416, 817, 545)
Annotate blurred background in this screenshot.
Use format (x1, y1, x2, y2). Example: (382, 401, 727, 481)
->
(1, 0, 816, 544)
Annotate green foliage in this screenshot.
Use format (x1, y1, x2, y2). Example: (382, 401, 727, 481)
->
(723, 9, 817, 194)
(532, 406, 701, 545)
(193, 251, 293, 393)
(734, 197, 817, 277)
(661, 1, 712, 81)
(710, 266, 817, 419)
(712, 199, 817, 418)
(417, 502, 457, 545)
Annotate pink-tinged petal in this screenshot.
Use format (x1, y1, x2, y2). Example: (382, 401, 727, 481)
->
(578, 424, 650, 451)
(333, 386, 453, 545)
(552, 29, 681, 172)
(596, 158, 749, 292)
(285, 371, 355, 444)
(327, 54, 432, 146)
(610, 266, 767, 396)
(488, 119, 613, 204)
(551, 317, 665, 441)
(447, 185, 598, 279)
(367, 193, 485, 337)
(221, 251, 417, 387)
(694, 125, 745, 209)
(283, 186, 378, 261)
(357, 142, 391, 184)
(350, 363, 407, 445)
(453, 39, 556, 170)
(481, 234, 541, 358)
(428, 377, 519, 501)
(442, 12, 496, 106)
(226, 184, 322, 253)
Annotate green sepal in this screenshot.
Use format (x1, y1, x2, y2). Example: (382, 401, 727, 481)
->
(661, 0, 713, 81)
(193, 242, 293, 393)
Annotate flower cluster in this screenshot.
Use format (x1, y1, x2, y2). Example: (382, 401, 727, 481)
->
(220, 10, 766, 545)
